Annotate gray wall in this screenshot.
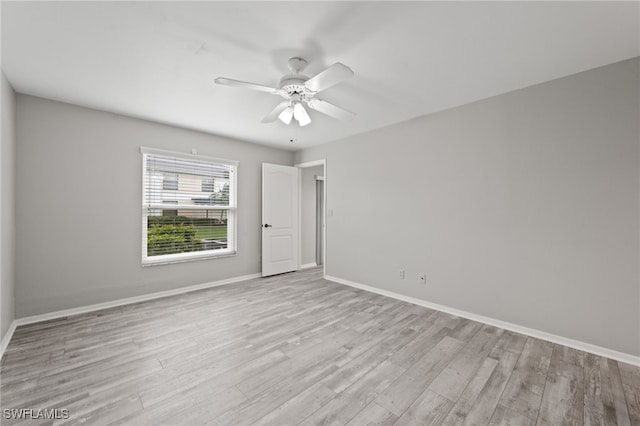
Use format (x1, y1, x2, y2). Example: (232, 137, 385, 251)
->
(295, 58, 640, 356)
(1, 72, 16, 341)
(15, 95, 293, 317)
(301, 165, 323, 266)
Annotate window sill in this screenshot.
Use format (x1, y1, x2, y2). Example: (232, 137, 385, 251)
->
(142, 250, 237, 267)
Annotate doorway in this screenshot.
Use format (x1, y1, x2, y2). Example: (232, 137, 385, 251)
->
(315, 177, 324, 267)
(296, 159, 326, 277)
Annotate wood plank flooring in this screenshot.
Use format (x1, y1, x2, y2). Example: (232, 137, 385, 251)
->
(1, 268, 638, 425)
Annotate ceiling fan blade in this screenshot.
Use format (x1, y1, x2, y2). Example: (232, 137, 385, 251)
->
(214, 77, 279, 94)
(304, 63, 354, 93)
(307, 98, 355, 121)
(262, 101, 291, 123)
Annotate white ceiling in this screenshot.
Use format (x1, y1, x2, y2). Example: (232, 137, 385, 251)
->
(2, 2, 639, 151)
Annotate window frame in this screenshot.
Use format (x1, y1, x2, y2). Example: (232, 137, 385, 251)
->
(140, 147, 239, 266)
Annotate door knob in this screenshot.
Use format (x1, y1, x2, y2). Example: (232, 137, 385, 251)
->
(263, 224, 272, 228)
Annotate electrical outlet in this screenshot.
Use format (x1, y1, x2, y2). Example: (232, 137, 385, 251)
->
(399, 269, 405, 280)
(419, 273, 426, 284)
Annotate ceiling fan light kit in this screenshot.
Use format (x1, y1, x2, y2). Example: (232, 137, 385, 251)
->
(278, 105, 294, 125)
(293, 102, 311, 126)
(214, 56, 355, 127)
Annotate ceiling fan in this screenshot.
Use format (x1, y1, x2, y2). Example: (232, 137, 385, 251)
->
(214, 57, 355, 127)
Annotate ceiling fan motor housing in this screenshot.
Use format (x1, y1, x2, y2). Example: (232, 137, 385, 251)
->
(278, 57, 316, 99)
(279, 74, 314, 99)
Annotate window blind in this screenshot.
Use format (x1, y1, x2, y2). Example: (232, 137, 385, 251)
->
(141, 148, 237, 265)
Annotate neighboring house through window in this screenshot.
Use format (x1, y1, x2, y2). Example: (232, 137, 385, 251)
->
(141, 147, 238, 265)
(162, 200, 178, 217)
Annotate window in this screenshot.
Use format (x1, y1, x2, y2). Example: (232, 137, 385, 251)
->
(163, 173, 178, 190)
(201, 177, 214, 193)
(141, 147, 238, 265)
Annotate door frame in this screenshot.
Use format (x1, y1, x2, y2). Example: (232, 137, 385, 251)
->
(295, 159, 327, 278)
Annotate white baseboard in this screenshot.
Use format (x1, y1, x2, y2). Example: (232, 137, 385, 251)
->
(300, 262, 318, 270)
(326, 275, 640, 367)
(14, 273, 262, 328)
(0, 320, 17, 359)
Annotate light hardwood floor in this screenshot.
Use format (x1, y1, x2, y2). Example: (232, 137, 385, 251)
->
(1, 268, 639, 425)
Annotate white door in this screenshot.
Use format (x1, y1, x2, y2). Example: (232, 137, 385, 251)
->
(262, 163, 299, 277)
